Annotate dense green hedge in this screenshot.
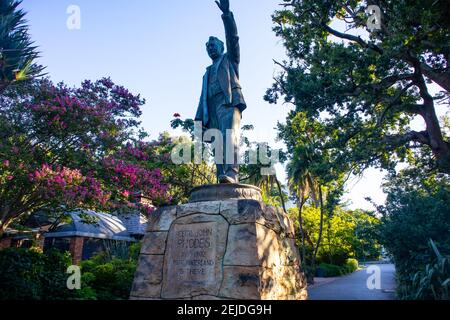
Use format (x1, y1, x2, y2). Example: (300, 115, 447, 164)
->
(345, 258, 359, 273)
(378, 170, 450, 300)
(0, 243, 140, 300)
(0, 248, 74, 300)
(75, 243, 140, 300)
(316, 258, 359, 277)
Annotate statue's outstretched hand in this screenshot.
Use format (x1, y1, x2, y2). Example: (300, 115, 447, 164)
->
(215, 0, 230, 13)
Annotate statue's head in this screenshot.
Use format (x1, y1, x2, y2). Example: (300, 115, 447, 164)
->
(206, 36, 224, 60)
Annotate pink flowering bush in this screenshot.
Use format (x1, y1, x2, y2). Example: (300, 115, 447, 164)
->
(29, 164, 110, 207)
(102, 156, 169, 210)
(0, 78, 170, 233)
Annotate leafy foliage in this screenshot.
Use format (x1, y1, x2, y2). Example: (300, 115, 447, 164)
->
(267, 0, 450, 173)
(409, 240, 449, 300)
(156, 131, 216, 204)
(289, 205, 380, 270)
(317, 263, 344, 277)
(378, 168, 450, 299)
(0, 78, 170, 232)
(75, 243, 140, 300)
(0, 244, 141, 300)
(0, 248, 74, 300)
(317, 259, 359, 277)
(344, 258, 359, 273)
(0, 0, 45, 92)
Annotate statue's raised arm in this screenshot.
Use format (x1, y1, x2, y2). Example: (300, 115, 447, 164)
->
(214, 0, 230, 13)
(215, 0, 240, 65)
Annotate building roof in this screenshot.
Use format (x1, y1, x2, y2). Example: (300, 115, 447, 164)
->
(44, 210, 147, 241)
(120, 213, 148, 235)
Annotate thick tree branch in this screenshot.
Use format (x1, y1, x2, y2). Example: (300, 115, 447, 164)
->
(380, 73, 416, 87)
(321, 23, 384, 55)
(323, 21, 449, 92)
(398, 104, 426, 116)
(377, 83, 418, 125)
(383, 131, 430, 147)
(419, 62, 450, 92)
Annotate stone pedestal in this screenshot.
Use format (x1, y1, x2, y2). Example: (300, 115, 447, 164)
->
(130, 184, 308, 300)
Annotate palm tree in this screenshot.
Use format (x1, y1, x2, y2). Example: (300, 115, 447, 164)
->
(240, 162, 288, 213)
(0, 0, 44, 93)
(287, 158, 325, 284)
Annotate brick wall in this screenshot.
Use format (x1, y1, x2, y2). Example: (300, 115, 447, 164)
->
(69, 237, 84, 265)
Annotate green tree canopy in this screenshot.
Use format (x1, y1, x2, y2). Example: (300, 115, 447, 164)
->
(266, 0, 450, 173)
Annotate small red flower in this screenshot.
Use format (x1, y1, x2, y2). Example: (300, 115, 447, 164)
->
(173, 113, 181, 118)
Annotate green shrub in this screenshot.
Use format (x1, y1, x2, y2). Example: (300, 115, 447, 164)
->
(317, 263, 344, 277)
(344, 258, 359, 273)
(317, 259, 359, 277)
(0, 242, 141, 300)
(407, 240, 450, 300)
(0, 248, 74, 300)
(378, 169, 450, 300)
(75, 242, 140, 300)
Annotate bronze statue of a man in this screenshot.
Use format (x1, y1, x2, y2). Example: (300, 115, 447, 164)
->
(195, 0, 246, 184)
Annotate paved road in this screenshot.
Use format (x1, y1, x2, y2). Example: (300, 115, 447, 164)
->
(308, 264, 396, 300)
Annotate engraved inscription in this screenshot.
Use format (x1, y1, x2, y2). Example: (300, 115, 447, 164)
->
(167, 222, 217, 284)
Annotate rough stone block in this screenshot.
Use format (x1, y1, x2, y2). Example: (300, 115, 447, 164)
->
(274, 208, 296, 238)
(279, 237, 301, 266)
(224, 224, 258, 266)
(259, 206, 283, 234)
(221, 199, 260, 224)
(177, 201, 221, 217)
(161, 214, 228, 299)
(130, 281, 161, 299)
(140, 232, 168, 255)
(192, 295, 228, 300)
(224, 223, 282, 268)
(219, 266, 261, 300)
(256, 224, 282, 268)
(134, 254, 164, 285)
(147, 206, 177, 232)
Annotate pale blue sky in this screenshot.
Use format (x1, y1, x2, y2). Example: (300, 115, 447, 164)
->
(21, 0, 388, 210)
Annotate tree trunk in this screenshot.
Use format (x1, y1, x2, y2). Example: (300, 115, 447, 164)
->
(276, 179, 287, 214)
(414, 60, 450, 172)
(423, 102, 450, 172)
(419, 63, 450, 93)
(326, 216, 333, 265)
(297, 193, 307, 266)
(312, 185, 325, 278)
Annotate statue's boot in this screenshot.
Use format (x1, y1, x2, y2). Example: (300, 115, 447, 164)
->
(219, 174, 237, 184)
